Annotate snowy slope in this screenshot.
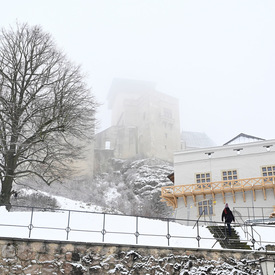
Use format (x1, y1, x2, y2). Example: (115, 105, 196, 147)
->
(2, 191, 275, 251)
(1, 193, 274, 274)
(0, 194, 220, 249)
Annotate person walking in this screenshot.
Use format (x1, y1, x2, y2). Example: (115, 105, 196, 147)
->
(221, 203, 235, 236)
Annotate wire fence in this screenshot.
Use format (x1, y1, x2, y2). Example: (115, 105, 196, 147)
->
(0, 204, 274, 250)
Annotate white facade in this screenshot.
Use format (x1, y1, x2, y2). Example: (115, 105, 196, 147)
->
(167, 139, 275, 224)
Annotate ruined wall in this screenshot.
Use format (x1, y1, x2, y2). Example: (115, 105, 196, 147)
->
(0, 237, 273, 274)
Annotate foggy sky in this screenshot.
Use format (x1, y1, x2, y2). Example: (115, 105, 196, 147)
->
(1, 0, 275, 145)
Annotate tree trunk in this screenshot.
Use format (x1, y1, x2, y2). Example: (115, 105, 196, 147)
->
(0, 176, 13, 210)
(0, 152, 16, 210)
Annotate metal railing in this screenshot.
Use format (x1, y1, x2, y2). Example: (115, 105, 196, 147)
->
(233, 209, 262, 250)
(210, 225, 227, 249)
(0, 204, 274, 250)
(233, 206, 275, 224)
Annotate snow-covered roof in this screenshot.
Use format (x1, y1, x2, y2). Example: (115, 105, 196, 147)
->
(181, 131, 216, 149)
(223, 133, 265, 146)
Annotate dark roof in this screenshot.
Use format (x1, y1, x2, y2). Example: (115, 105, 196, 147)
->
(223, 133, 265, 146)
(167, 173, 174, 183)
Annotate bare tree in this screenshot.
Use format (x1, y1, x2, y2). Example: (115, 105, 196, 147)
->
(0, 23, 97, 209)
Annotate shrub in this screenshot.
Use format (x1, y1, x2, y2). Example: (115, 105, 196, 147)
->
(11, 191, 59, 211)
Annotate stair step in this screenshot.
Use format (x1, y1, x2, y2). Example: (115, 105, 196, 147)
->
(207, 226, 251, 250)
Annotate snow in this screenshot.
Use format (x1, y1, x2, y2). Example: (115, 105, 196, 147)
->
(104, 187, 121, 203)
(0, 194, 274, 251)
(0, 207, 219, 249)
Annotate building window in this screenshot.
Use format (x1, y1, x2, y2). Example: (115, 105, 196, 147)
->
(195, 173, 211, 189)
(105, 141, 111, 150)
(163, 108, 172, 119)
(262, 166, 275, 182)
(198, 199, 213, 216)
(222, 170, 238, 186)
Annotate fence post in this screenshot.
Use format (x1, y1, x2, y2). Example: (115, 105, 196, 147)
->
(196, 222, 201, 248)
(167, 219, 171, 246)
(102, 213, 106, 242)
(250, 224, 255, 250)
(135, 216, 139, 245)
(28, 207, 34, 238)
(66, 210, 71, 240)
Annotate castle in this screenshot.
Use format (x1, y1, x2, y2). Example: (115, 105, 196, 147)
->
(94, 78, 182, 172)
(94, 79, 275, 224)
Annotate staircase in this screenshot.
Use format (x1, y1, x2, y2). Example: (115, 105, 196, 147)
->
(208, 225, 251, 250)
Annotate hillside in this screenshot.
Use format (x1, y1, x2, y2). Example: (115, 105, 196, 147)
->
(12, 158, 174, 217)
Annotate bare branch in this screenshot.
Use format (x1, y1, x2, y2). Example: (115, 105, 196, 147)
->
(0, 22, 97, 206)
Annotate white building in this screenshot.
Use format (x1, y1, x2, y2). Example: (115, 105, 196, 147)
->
(161, 134, 275, 224)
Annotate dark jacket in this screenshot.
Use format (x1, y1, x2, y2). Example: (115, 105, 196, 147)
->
(221, 207, 235, 223)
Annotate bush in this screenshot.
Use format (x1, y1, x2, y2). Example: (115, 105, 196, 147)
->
(11, 190, 59, 211)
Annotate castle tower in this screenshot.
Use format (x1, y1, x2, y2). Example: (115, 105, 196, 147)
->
(94, 79, 181, 171)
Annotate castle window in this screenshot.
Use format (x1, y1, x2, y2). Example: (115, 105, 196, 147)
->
(198, 199, 213, 216)
(163, 108, 172, 119)
(222, 170, 238, 186)
(105, 141, 111, 150)
(195, 173, 211, 189)
(262, 166, 275, 182)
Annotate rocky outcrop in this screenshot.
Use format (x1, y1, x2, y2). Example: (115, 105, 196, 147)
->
(0, 237, 272, 274)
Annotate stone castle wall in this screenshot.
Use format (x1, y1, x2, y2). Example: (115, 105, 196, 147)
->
(0, 237, 273, 274)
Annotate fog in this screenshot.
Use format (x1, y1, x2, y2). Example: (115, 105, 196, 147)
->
(1, 0, 275, 145)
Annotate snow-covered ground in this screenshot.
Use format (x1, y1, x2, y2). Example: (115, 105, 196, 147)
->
(1, 194, 275, 251)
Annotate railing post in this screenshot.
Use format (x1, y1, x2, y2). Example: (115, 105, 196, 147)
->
(166, 219, 171, 246)
(135, 216, 139, 245)
(250, 224, 255, 250)
(196, 222, 201, 248)
(193, 209, 205, 248)
(28, 207, 34, 238)
(65, 210, 71, 240)
(102, 213, 106, 242)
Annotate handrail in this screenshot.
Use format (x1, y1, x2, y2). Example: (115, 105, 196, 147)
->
(233, 206, 275, 222)
(233, 209, 262, 250)
(192, 209, 205, 229)
(211, 224, 227, 249)
(0, 204, 273, 250)
(192, 209, 206, 248)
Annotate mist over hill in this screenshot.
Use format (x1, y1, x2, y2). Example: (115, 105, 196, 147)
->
(12, 158, 174, 218)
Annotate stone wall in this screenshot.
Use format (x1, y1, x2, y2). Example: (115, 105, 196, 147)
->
(0, 237, 273, 274)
